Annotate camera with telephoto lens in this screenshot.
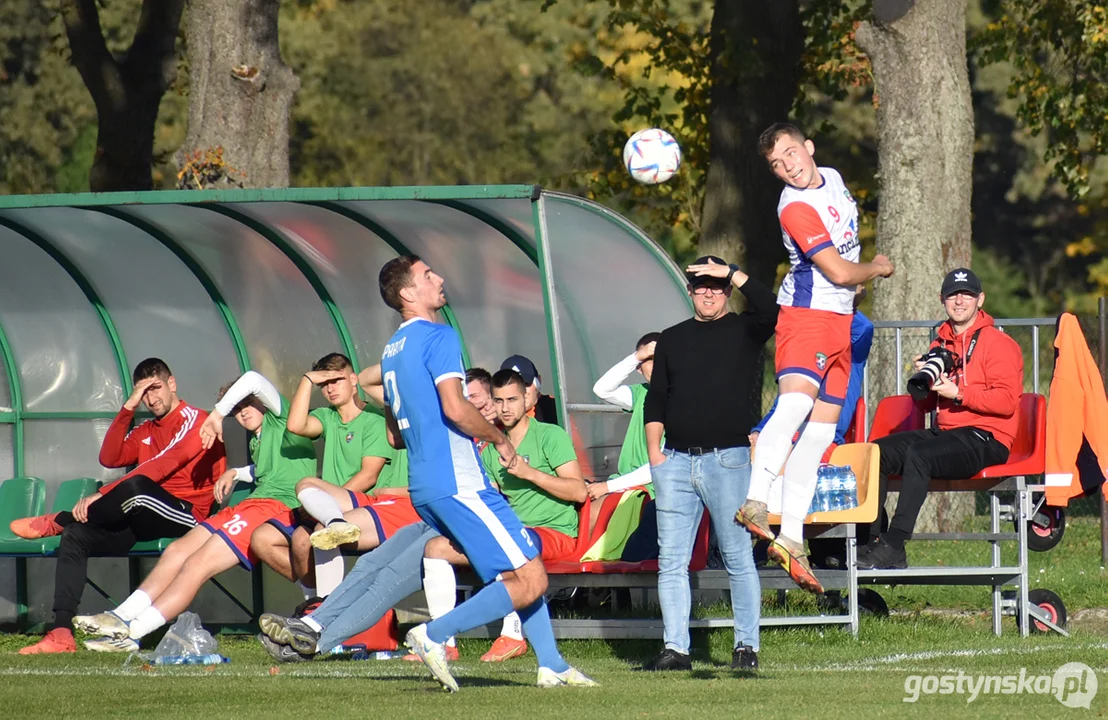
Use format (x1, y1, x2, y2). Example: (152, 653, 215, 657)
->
(906, 347, 959, 401)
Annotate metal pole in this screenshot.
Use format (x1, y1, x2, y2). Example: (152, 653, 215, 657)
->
(1100, 298, 1108, 565)
(1032, 325, 1040, 394)
(895, 327, 903, 392)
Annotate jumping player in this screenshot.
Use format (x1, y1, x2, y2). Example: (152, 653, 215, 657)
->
(378, 255, 595, 691)
(737, 123, 894, 593)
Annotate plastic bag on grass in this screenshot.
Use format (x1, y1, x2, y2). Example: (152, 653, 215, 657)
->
(152, 612, 218, 659)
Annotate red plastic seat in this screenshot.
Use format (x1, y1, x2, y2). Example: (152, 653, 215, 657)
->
(867, 395, 926, 442)
(842, 397, 867, 444)
(869, 392, 1045, 485)
(970, 393, 1045, 478)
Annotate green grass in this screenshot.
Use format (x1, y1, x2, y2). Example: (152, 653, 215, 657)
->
(1, 619, 1105, 718)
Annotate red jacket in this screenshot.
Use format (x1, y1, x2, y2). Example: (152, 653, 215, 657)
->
(98, 401, 225, 521)
(1045, 313, 1108, 506)
(916, 310, 1024, 449)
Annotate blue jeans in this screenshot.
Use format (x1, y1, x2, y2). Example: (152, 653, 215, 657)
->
(651, 446, 760, 653)
(313, 521, 439, 651)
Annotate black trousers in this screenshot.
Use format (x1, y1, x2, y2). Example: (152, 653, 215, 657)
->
(870, 427, 1009, 541)
(51, 475, 196, 631)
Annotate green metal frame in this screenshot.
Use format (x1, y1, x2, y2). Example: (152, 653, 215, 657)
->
(0, 185, 541, 211)
(309, 200, 473, 368)
(90, 207, 251, 374)
(532, 196, 570, 428)
(0, 318, 24, 476)
(0, 215, 132, 395)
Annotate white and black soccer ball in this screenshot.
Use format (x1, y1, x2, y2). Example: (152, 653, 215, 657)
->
(622, 128, 682, 185)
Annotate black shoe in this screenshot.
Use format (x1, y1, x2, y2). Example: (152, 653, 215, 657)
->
(258, 633, 313, 663)
(259, 613, 321, 655)
(731, 644, 758, 671)
(641, 648, 692, 671)
(855, 537, 907, 570)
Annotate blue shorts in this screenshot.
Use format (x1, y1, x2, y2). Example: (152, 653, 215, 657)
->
(415, 488, 539, 583)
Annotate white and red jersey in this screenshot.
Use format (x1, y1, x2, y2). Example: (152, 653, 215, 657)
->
(775, 166, 860, 314)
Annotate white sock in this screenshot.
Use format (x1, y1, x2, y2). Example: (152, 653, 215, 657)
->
(500, 611, 524, 641)
(127, 606, 167, 640)
(605, 463, 654, 494)
(422, 558, 458, 648)
(746, 393, 815, 502)
(297, 487, 345, 527)
(780, 421, 837, 543)
(297, 581, 317, 601)
(114, 589, 153, 621)
(314, 548, 345, 597)
(301, 614, 324, 633)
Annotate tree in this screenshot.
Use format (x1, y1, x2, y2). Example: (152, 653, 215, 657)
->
(175, 0, 299, 189)
(856, 0, 976, 532)
(697, 1, 804, 288)
(60, 0, 185, 192)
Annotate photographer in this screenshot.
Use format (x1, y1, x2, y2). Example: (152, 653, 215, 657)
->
(858, 268, 1024, 569)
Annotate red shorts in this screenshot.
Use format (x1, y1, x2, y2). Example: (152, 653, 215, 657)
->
(529, 526, 578, 562)
(201, 498, 295, 570)
(347, 491, 421, 542)
(775, 306, 854, 405)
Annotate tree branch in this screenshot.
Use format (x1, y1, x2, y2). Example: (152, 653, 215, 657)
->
(60, 0, 115, 104)
(126, 0, 187, 90)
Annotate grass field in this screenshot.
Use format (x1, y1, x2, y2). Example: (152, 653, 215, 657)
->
(2, 518, 1105, 717)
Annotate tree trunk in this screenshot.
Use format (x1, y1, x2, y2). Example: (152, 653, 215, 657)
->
(61, 0, 185, 192)
(699, 0, 804, 293)
(176, 0, 300, 189)
(857, 0, 975, 532)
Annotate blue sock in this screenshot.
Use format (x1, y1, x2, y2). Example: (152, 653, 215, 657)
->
(426, 581, 514, 644)
(519, 598, 570, 673)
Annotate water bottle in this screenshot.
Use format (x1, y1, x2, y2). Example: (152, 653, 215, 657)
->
(842, 467, 858, 510)
(153, 653, 229, 665)
(828, 467, 846, 512)
(809, 465, 829, 514)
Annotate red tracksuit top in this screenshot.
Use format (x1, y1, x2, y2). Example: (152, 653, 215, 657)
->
(915, 310, 1024, 449)
(98, 400, 226, 521)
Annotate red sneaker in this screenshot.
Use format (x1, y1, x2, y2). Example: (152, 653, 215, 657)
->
(10, 513, 63, 540)
(402, 644, 459, 662)
(19, 628, 76, 655)
(480, 635, 528, 662)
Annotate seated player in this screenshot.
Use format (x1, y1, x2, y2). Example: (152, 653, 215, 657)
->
(73, 370, 316, 651)
(419, 368, 587, 662)
(582, 333, 661, 562)
(466, 367, 498, 424)
(248, 353, 418, 599)
(13, 358, 225, 654)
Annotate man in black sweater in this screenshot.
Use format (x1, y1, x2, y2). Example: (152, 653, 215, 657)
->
(641, 256, 778, 673)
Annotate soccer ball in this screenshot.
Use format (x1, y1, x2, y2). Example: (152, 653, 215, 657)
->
(623, 128, 682, 185)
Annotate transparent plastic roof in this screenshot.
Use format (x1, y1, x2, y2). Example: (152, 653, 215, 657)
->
(0, 185, 691, 492)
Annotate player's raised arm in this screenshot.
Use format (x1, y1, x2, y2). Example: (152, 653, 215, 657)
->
(358, 362, 386, 407)
(286, 372, 330, 439)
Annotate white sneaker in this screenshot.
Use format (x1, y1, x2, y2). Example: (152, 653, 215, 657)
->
(537, 666, 600, 688)
(309, 521, 361, 550)
(74, 611, 130, 639)
(84, 636, 139, 653)
(404, 624, 458, 693)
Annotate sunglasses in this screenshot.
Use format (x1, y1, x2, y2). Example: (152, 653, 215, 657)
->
(691, 285, 728, 295)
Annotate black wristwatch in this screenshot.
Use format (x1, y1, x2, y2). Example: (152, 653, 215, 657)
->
(726, 263, 740, 284)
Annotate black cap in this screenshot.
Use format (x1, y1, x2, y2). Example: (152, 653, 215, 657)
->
(501, 355, 540, 388)
(941, 268, 982, 298)
(685, 255, 728, 287)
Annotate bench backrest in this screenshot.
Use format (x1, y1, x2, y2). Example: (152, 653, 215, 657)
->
(0, 478, 46, 534)
(867, 395, 925, 441)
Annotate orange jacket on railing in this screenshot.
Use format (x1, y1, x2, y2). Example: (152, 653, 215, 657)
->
(1045, 313, 1108, 506)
